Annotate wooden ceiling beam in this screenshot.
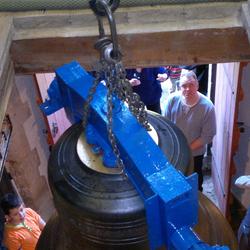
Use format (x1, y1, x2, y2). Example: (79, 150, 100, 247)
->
(10, 27, 250, 73)
(0, 2, 247, 74)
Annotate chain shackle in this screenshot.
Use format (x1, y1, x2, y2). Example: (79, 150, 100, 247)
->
(89, 0, 121, 63)
(89, 0, 120, 16)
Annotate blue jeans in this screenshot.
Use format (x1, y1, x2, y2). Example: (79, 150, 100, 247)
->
(194, 155, 204, 192)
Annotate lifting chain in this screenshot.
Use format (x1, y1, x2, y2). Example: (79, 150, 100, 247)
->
(83, 0, 150, 168)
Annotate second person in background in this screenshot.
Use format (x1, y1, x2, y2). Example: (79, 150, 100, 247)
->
(126, 67, 168, 114)
(166, 65, 182, 93)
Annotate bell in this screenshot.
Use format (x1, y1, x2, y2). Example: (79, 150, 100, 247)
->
(37, 113, 237, 250)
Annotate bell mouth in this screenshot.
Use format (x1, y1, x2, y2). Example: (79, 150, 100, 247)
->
(76, 123, 158, 174)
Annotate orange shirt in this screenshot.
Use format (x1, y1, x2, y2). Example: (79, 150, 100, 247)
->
(3, 208, 42, 250)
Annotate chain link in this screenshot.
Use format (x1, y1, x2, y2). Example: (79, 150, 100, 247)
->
(114, 65, 151, 131)
(83, 0, 150, 169)
(82, 65, 102, 130)
(82, 59, 150, 169)
(105, 63, 124, 168)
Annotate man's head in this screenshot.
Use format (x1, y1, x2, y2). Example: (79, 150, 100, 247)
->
(1, 193, 25, 225)
(179, 70, 199, 100)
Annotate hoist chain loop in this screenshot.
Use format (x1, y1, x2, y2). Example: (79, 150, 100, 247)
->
(83, 0, 150, 169)
(90, 0, 120, 62)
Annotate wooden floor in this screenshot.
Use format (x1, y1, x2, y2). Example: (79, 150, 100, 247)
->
(203, 168, 219, 207)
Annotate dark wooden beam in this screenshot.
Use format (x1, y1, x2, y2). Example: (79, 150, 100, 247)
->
(11, 27, 250, 74)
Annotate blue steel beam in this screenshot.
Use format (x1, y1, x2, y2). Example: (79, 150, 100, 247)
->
(40, 61, 229, 250)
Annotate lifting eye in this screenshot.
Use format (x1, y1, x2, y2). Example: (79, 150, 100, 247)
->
(89, 0, 120, 17)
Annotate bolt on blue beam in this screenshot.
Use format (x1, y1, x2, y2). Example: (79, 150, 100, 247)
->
(40, 61, 229, 250)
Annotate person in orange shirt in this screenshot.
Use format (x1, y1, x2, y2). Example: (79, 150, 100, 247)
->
(0, 193, 45, 250)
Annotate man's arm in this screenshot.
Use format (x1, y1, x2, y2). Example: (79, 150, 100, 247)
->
(199, 105, 216, 145)
(191, 104, 216, 151)
(190, 137, 204, 151)
(164, 98, 172, 119)
(156, 67, 169, 82)
(27, 207, 46, 231)
(125, 69, 141, 87)
(39, 217, 46, 230)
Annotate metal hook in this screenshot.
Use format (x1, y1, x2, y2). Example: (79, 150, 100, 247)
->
(89, 0, 121, 62)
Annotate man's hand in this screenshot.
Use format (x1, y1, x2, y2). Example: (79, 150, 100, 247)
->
(190, 138, 203, 151)
(157, 73, 168, 82)
(235, 176, 250, 189)
(129, 78, 141, 87)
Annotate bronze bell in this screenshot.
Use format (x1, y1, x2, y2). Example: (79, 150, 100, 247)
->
(37, 113, 237, 250)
